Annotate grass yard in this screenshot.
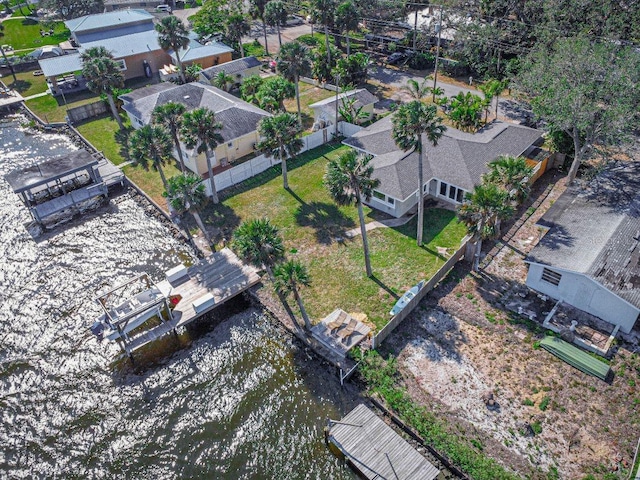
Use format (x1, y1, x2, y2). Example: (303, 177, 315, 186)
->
(209, 143, 466, 328)
(6, 70, 48, 97)
(0, 18, 69, 50)
(75, 115, 131, 165)
(242, 41, 266, 58)
(25, 91, 101, 122)
(123, 162, 181, 209)
(283, 82, 335, 130)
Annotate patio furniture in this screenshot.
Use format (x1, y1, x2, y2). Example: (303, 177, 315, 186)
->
(336, 318, 358, 343)
(326, 310, 348, 332)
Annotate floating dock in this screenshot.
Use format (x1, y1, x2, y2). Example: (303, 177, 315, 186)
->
(92, 248, 261, 358)
(326, 404, 440, 480)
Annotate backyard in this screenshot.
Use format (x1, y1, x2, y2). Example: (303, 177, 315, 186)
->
(283, 81, 334, 130)
(6, 70, 48, 97)
(0, 18, 69, 50)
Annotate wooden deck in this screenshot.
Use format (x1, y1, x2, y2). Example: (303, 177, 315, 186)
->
(327, 404, 440, 480)
(124, 249, 261, 353)
(311, 309, 371, 358)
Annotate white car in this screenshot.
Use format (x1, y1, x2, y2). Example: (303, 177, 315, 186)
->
(155, 4, 171, 13)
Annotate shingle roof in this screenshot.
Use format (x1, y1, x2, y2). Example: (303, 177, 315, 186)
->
(66, 10, 152, 33)
(344, 118, 542, 198)
(527, 162, 640, 309)
(309, 88, 378, 110)
(200, 56, 262, 80)
(169, 41, 234, 62)
(121, 82, 270, 141)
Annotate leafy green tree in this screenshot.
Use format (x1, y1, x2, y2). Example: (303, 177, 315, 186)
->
(180, 108, 224, 204)
(448, 92, 484, 132)
(479, 78, 507, 121)
(156, 16, 190, 84)
(240, 74, 264, 103)
(392, 101, 446, 246)
(310, 0, 336, 64)
(517, 36, 640, 183)
(311, 42, 339, 83)
(0, 23, 16, 83)
(225, 12, 251, 58)
(333, 52, 369, 85)
(152, 102, 187, 172)
(129, 125, 173, 190)
(277, 41, 311, 124)
(256, 77, 295, 112)
(335, 0, 359, 55)
(191, 0, 227, 37)
(164, 172, 210, 241)
(256, 113, 303, 189)
(484, 155, 533, 205)
(40, 0, 103, 20)
(80, 47, 125, 130)
(324, 149, 379, 277)
(338, 94, 368, 125)
(265, 0, 288, 47)
(232, 218, 285, 281)
(400, 77, 430, 101)
(184, 63, 202, 83)
(249, 0, 270, 56)
(274, 259, 312, 329)
(457, 183, 513, 271)
(213, 71, 234, 92)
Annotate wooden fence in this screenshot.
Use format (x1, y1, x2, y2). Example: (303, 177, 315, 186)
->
(371, 235, 472, 349)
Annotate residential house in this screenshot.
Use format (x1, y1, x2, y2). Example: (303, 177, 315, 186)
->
(121, 82, 270, 182)
(199, 56, 262, 88)
(525, 163, 640, 334)
(309, 88, 378, 129)
(343, 116, 544, 217)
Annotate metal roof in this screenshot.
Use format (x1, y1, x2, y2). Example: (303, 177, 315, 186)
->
(66, 10, 153, 33)
(80, 28, 162, 58)
(38, 53, 83, 77)
(200, 56, 262, 80)
(169, 41, 234, 63)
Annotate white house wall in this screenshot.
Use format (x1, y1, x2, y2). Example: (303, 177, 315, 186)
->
(526, 263, 639, 334)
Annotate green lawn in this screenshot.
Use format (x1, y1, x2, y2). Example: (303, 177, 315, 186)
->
(242, 41, 266, 58)
(283, 82, 334, 130)
(76, 115, 130, 165)
(25, 91, 101, 123)
(0, 18, 69, 50)
(208, 143, 466, 328)
(6, 70, 48, 97)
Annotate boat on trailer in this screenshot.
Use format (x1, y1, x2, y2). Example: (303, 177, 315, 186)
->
(389, 280, 424, 316)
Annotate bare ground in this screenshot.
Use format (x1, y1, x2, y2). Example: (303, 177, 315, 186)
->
(381, 169, 640, 479)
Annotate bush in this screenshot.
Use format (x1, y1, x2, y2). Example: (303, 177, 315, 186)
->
(297, 34, 319, 46)
(408, 52, 435, 70)
(539, 396, 550, 411)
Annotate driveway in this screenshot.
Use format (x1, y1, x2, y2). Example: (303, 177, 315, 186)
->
(245, 21, 314, 56)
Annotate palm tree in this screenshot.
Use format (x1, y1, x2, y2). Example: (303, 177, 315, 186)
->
(338, 95, 367, 125)
(311, 0, 335, 65)
(276, 41, 311, 124)
(480, 78, 508, 119)
(156, 16, 190, 84)
(256, 113, 303, 190)
(129, 125, 173, 190)
(249, 0, 270, 56)
(392, 101, 446, 246)
(335, 0, 359, 55)
(448, 92, 484, 131)
(400, 77, 431, 101)
(0, 23, 16, 83)
(225, 12, 250, 58)
(274, 259, 312, 329)
(164, 172, 211, 241)
(232, 218, 285, 281)
(180, 108, 224, 204)
(265, 0, 287, 47)
(240, 74, 264, 103)
(213, 71, 234, 92)
(484, 155, 533, 205)
(457, 183, 514, 271)
(152, 102, 187, 172)
(81, 47, 125, 130)
(324, 149, 379, 277)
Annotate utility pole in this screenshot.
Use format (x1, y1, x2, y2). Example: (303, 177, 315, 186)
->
(412, 7, 418, 52)
(334, 73, 340, 139)
(431, 4, 443, 103)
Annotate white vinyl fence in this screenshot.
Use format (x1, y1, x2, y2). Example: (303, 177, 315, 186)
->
(204, 122, 362, 196)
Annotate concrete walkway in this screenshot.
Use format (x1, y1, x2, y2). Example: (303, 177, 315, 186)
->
(22, 91, 49, 101)
(345, 214, 414, 238)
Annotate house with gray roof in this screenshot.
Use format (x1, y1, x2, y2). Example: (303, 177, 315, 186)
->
(343, 116, 543, 217)
(199, 56, 262, 87)
(309, 88, 378, 128)
(121, 82, 270, 183)
(525, 163, 640, 334)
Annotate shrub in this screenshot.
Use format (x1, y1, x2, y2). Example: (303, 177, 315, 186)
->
(539, 396, 550, 411)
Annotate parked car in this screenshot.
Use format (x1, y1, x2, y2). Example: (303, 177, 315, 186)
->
(387, 52, 407, 65)
(286, 15, 304, 26)
(155, 4, 172, 13)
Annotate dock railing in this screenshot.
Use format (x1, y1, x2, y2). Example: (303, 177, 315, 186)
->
(371, 235, 471, 349)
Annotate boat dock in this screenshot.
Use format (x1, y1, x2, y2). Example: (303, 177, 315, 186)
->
(326, 404, 440, 480)
(92, 248, 261, 358)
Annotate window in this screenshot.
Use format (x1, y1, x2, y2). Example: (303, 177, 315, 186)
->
(115, 59, 126, 71)
(448, 186, 456, 200)
(439, 182, 447, 196)
(372, 190, 385, 201)
(456, 188, 464, 203)
(387, 197, 395, 205)
(227, 141, 234, 148)
(541, 268, 562, 286)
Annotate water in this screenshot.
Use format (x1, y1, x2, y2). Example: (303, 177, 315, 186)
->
(0, 117, 357, 479)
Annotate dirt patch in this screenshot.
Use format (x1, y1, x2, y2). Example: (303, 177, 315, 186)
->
(382, 169, 640, 479)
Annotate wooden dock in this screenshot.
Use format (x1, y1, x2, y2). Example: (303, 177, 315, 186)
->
(326, 404, 440, 480)
(122, 248, 261, 353)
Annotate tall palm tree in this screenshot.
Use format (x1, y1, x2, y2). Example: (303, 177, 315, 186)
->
(232, 218, 285, 281)
(0, 23, 17, 83)
(129, 125, 173, 190)
(392, 101, 446, 246)
(335, 0, 359, 55)
(480, 78, 508, 119)
(311, 0, 335, 65)
(164, 172, 211, 241)
(156, 16, 190, 84)
(457, 183, 514, 271)
(180, 108, 224, 204)
(152, 102, 187, 172)
(324, 149, 379, 277)
(225, 12, 250, 58)
(484, 155, 533, 205)
(265, 0, 287, 47)
(249, 0, 270, 56)
(81, 47, 125, 130)
(276, 41, 311, 124)
(274, 259, 312, 329)
(400, 77, 431, 101)
(213, 71, 234, 92)
(256, 113, 303, 190)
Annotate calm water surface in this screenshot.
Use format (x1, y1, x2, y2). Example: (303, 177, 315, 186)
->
(0, 117, 357, 479)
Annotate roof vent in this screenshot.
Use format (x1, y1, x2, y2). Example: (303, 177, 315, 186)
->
(184, 95, 190, 99)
